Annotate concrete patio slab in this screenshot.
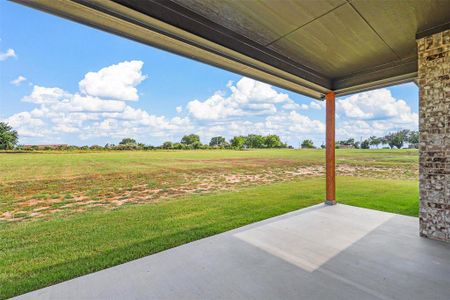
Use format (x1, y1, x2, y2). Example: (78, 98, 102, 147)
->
(14, 204, 450, 300)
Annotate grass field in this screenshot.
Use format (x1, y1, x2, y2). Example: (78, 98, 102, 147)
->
(0, 149, 418, 298)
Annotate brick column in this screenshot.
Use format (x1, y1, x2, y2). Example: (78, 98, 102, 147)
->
(417, 29, 449, 242)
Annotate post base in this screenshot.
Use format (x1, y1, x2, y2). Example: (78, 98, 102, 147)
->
(325, 200, 336, 206)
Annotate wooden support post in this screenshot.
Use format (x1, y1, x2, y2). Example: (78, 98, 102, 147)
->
(325, 92, 336, 205)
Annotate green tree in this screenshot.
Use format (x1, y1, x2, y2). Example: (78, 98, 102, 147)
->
(390, 134, 404, 149)
(89, 145, 103, 150)
(408, 131, 419, 149)
(369, 136, 381, 148)
(173, 143, 184, 150)
(264, 134, 282, 148)
(245, 134, 265, 148)
(301, 139, 315, 149)
(119, 138, 137, 145)
(384, 130, 409, 149)
(230, 136, 246, 149)
(0, 122, 18, 150)
(336, 138, 360, 149)
(342, 138, 355, 147)
(209, 136, 227, 147)
(162, 141, 173, 149)
(181, 134, 200, 145)
(361, 139, 370, 149)
(191, 141, 202, 149)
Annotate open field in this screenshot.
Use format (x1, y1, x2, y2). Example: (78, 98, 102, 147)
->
(0, 149, 417, 223)
(0, 149, 418, 298)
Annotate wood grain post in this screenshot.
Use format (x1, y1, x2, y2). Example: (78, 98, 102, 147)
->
(325, 92, 336, 205)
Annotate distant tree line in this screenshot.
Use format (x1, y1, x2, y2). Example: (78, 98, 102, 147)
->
(0, 121, 419, 151)
(9, 133, 291, 151)
(335, 129, 419, 149)
(161, 134, 290, 150)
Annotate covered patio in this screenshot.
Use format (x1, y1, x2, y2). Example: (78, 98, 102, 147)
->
(14, 204, 450, 299)
(10, 0, 450, 298)
(14, 0, 450, 241)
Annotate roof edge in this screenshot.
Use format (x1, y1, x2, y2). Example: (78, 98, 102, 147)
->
(333, 57, 417, 96)
(416, 22, 450, 39)
(12, 0, 330, 99)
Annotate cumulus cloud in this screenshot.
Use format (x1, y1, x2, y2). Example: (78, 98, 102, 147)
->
(79, 60, 147, 101)
(186, 111, 325, 145)
(282, 100, 308, 110)
(10, 75, 26, 86)
(3, 60, 192, 143)
(5, 111, 47, 138)
(336, 88, 418, 139)
(187, 77, 290, 120)
(2, 63, 417, 147)
(23, 86, 71, 104)
(309, 101, 322, 110)
(265, 111, 325, 136)
(337, 89, 416, 121)
(0, 48, 16, 61)
(59, 95, 126, 113)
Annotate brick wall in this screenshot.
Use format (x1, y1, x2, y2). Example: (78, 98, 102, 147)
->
(417, 29, 449, 242)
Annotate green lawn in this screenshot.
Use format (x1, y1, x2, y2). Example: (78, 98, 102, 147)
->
(0, 176, 418, 299)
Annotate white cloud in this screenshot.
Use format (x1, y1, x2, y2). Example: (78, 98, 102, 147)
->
(265, 111, 325, 135)
(337, 89, 416, 121)
(0, 48, 16, 61)
(280, 99, 323, 111)
(187, 93, 244, 120)
(337, 118, 417, 140)
(79, 60, 147, 101)
(23, 86, 70, 104)
(5, 111, 47, 138)
(52, 94, 126, 113)
(336, 88, 418, 139)
(3, 60, 193, 143)
(309, 101, 322, 110)
(3, 63, 417, 147)
(6, 111, 45, 128)
(187, 77, 290, 120)
(230, 77, 289, 104)
(10, 75, 26, 86)
(282, 99, 308, 110)
(182, 77, 328, 145)
(189, 112, 325, 146)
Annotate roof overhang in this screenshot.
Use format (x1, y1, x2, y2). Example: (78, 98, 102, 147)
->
(11, 0, 450, 99)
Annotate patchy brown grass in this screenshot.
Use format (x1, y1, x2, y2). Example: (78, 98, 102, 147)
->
(0, 157, 417, 223)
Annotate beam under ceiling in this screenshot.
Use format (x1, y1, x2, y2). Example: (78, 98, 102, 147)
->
(13, 0, 329, 99)
(12, 0, 449, 99)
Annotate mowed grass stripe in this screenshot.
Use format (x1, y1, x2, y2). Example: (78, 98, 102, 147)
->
(0, 176, 418, 299)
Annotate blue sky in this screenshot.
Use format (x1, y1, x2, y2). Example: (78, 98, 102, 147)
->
(0, 1, 418, 147)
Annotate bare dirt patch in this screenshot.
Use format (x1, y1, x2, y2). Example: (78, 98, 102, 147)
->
(0, 162, 416, 223)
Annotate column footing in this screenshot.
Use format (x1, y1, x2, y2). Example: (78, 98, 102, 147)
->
(325, 200, 336, 206)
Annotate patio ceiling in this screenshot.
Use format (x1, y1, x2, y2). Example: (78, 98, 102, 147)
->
(13, 0, 450, 99)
